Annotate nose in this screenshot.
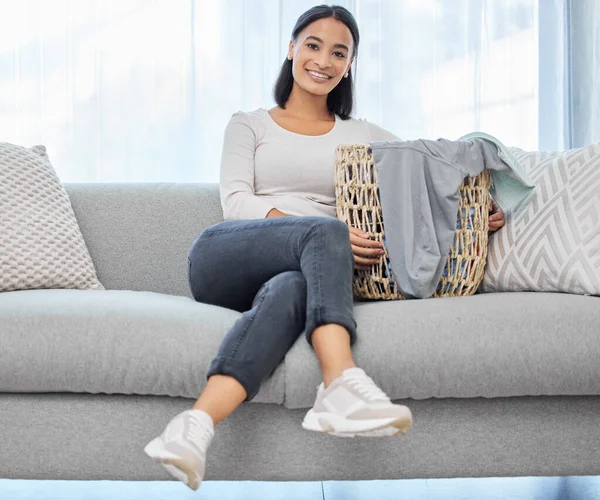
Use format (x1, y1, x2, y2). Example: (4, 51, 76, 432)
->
(314, 52, 332, 69)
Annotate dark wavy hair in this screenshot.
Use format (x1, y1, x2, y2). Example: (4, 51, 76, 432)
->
(272, 5, 359, 120)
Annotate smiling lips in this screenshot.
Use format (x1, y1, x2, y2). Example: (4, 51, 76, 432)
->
(306, 69, 332, 82)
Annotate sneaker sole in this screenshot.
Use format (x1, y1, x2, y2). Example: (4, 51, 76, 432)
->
(144, 437, 202, 491)
(302, 409, 412, 437)
(331, 417, 413, 438)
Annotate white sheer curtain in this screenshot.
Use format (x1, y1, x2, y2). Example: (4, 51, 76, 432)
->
(0, 0, 595, 183)
(538, 0, 600, 150)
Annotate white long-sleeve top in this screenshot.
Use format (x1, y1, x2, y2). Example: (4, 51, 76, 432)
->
(219, 108, 400, 220)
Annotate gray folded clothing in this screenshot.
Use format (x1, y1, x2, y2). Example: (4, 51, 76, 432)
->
(370, 134, 536, 299)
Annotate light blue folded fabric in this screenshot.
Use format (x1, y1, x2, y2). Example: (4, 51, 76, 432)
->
(458, 131, 536, 213)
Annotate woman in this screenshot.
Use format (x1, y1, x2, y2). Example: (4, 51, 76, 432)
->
(144, 4, 505, 491)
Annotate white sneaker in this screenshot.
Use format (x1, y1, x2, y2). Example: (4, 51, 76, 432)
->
(302, 367, 413, 437)
(144, 409, 214, 491)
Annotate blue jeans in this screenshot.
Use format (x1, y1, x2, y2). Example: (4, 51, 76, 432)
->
(187, 216, 357, 401)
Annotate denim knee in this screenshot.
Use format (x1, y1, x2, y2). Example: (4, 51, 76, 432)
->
(308, 217, 352, 249)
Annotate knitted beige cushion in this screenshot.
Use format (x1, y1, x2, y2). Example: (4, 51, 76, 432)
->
(0, 143, 104, 292)
(481, 142, 600, 295)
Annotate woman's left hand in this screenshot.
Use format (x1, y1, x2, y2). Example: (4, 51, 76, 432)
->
(489, 200, 505, 232)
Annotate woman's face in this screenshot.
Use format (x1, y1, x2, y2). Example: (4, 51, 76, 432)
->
(288, 17, 354, 99)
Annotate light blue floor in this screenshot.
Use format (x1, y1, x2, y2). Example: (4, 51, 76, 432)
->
(1, 476, 599, 500)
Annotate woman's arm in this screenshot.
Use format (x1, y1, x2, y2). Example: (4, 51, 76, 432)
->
(219, 113, 278, 221)
(365, 120, 402, 142)
(266, 208, 290, 218)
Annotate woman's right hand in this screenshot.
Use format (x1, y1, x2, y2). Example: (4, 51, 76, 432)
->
(347, 227, 386, 271)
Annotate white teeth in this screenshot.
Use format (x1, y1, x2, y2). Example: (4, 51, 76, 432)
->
(308, 70, 331, 79)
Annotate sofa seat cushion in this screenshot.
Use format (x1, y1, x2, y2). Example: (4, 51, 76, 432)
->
(284, 292, 600, 409)
(0, 289, 283, 404)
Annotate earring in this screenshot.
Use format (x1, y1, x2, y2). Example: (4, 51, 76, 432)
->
(288, 54, 292, 60)
(344, 72, 349, 78)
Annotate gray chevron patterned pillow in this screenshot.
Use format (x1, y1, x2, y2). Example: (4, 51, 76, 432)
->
(481, 142, 600, 295)
(0, 143, 104, 292)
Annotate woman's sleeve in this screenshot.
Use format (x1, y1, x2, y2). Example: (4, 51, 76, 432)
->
(365, 121, 402, 142)
(219, 113, 276, 221)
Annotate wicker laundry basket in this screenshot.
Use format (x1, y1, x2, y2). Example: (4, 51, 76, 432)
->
(334, 144, 492, 300)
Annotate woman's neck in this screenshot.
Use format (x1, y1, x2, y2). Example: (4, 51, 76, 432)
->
(282, 83, 333, 121)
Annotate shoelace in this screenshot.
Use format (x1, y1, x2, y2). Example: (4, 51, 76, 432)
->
(345, 372, 391, 403)
(186, 413, 213, 450)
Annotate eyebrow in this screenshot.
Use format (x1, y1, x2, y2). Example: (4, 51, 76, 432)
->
(305, 35, 349, 52)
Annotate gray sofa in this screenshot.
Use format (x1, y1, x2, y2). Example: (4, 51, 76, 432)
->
(1, 182, 599, 482)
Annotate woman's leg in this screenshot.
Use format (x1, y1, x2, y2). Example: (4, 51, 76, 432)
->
(187, 216, 359, 418)
(189, 217, 412, 439)
(145, 217, 410, 490)
(311, 324, 356, 387)
(188, 216, 357, 345)
(145, 217, 334, 490)
(192, 270, 308, 424)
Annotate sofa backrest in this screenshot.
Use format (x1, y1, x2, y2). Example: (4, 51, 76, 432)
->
(64, 183, 224, 297)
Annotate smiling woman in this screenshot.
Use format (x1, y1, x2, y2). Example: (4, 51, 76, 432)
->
(144, 4, 415, 493)
(273, 6, 359, 121)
